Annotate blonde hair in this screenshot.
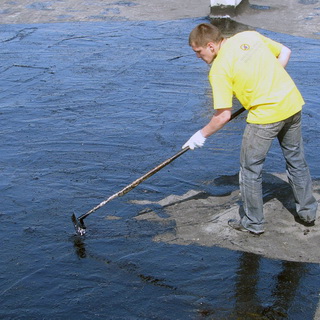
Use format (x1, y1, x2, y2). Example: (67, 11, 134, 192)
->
(189, 23, 223, 47)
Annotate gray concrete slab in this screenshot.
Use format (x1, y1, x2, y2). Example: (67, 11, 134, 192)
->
(0, 0, 210, 24)
(230, 0, 320, 39)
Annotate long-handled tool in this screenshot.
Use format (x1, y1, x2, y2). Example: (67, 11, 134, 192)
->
(71, 107, 246, 235)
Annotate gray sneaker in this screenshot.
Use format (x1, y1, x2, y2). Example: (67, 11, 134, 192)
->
(228, 219, 264, 235)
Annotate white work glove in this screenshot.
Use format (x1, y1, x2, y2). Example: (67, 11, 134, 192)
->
(182, 130, 206, 150)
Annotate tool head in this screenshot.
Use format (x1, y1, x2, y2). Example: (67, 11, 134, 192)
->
(71, 213, 86, 236)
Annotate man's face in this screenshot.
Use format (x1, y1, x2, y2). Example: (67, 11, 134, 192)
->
(191, 42, 217, 64)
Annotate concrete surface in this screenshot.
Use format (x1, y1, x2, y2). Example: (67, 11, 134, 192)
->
(0, 0, 319, 39)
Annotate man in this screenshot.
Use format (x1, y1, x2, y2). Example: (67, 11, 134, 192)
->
(183, 23, 318, 235)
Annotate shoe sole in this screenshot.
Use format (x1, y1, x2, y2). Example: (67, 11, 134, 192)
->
(228, 219, 264, 235)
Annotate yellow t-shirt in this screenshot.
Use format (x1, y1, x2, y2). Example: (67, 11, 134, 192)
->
(209, 31, 304, 124)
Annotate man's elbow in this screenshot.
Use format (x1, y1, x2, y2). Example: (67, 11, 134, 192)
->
(283, 46, 291, 58)
(220, 109, 232, 124)
(278, 45, 291, 67)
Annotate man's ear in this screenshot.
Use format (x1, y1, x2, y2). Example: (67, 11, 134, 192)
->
(207, 42, 215, 50)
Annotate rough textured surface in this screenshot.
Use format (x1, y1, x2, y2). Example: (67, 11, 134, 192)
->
(1, 2, 319, 319)
(135, 174, 320, 263)
(1, 0, 319, 264)
(231, 0, 320, 39)
(1, 0, 319, 39)
(0, 0, 210, 23)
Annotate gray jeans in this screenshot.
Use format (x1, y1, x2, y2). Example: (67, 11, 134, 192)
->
(239, 111, 318, 233)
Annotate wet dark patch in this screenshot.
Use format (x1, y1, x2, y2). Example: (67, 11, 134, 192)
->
(299, 0, 319, 4)
(1, 27, 38, 42)
(56, 14, 74, 21)
(210, 17, 255, 35)
(214, 173, 239, 186)
(72, 235, 88, 258)
(111, 1, 138, 7)
(26, 2, 54, 11)
(0, 9, 11, 15)
(250, 4, 272, 10)
(102, 8, 121, 15)
(139, 274, 177, 290)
